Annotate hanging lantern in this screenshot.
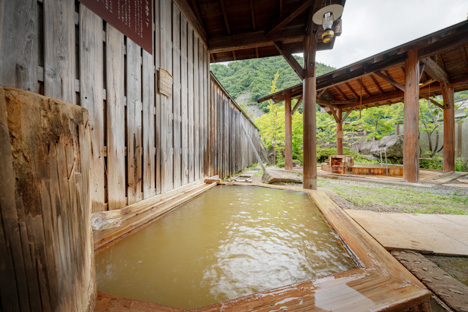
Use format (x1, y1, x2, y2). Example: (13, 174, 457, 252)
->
(312, 4, 344, 44)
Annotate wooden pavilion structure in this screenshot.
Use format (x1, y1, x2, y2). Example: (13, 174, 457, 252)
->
(258, 20, 468, 182)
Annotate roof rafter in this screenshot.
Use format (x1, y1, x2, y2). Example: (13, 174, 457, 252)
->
(219, 0, 231, 35)
(267, 0, 314, 36)
(374, 71, 404, 92)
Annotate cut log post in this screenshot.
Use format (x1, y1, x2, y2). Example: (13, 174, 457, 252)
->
(284, 93, 293, 170)
(0, 86, 95, 311)
(336, 108, 343, 155)
(442, 84, 455, 172)
(403, 48, 420, 183)
(303, 33, 317, 190)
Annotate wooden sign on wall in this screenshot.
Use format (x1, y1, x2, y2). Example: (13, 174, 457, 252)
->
(80, 0, 153, 53)
(158, 68, 173, 97)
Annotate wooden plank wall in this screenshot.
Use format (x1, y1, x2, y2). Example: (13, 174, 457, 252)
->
(208, 75, 261, 178)
(0, 0, 261, 214)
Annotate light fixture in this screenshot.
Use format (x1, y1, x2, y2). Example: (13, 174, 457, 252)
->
(312, 3, 344, 44)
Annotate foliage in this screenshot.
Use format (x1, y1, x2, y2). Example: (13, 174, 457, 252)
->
(211, 56, 334, 112)
(420, 157, 467, 172)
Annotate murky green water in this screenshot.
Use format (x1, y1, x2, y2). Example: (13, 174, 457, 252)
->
(96, 185, 357, 309)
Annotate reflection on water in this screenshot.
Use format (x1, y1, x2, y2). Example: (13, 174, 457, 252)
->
(96, 185, 357, 309)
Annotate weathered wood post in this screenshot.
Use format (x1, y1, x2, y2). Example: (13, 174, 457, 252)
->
(336, 108, 343, 155)
(442, 84, 455, 172)
(403, 48, 420, 182)
(0, 87, 95, 311)
(284, 93, 293, 170)
(303, 33, 318, 189)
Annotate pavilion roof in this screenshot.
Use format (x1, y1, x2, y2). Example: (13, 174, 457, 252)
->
(183, 0, 346, 63)
(257, 20, 468, 112)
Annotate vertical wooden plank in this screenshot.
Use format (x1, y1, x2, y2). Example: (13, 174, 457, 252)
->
(106, 25, 127, 209)
(80, 6, 105, 211)
(44, 0, 75, 103)
(0, 0, 37, 92)
(155, 0, 162, 194)
(161, 0, 173, 192)
(442, 85, 455, 172)
(193, 35, 200, 180)
(403, 48, 420, 183)
(126, 39, 143, 203)
(172, 5, 182, 188)
(143, 50, 156, 197)
(199, 41, 205, 178)
(181, 17, 189, 185)
(187, 25, 195, 182)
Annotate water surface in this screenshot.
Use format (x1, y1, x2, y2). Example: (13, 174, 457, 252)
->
(96, 185, 357, 309)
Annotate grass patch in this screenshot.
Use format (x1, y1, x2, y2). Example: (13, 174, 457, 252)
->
(318, 178, 468, 215)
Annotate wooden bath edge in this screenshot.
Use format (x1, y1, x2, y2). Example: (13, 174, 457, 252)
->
(95, 182, 431, 311)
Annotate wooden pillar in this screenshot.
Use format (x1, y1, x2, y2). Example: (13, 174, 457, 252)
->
(403, 48, 420, 182)
(457, 122, 463, 158)
(395, 123, 400, 135)
(285, 93, 293, 170)
(303, 33, 317, 190)
(336, 108, 343, 155)
(442, 85, 455, 172)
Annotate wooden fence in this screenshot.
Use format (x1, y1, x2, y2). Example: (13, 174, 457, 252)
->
(0, 0, 261, 214)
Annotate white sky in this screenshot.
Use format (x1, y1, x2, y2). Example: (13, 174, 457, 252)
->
(315, 0, 468, 69)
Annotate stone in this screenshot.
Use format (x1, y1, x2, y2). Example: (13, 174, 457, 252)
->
(262, 169, 302, 184)
(351, 135, 404, 159)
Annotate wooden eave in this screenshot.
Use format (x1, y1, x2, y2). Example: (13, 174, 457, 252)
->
(257, 20, 468, 112)
(184, 0, 346, 63)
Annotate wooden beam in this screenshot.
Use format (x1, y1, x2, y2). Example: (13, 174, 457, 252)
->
(291, 96, 302, 115)
(346, 82, 360, 100)
(421, 57, 449, 84)
(329, 107, 340, 123)
(336, 108, 343, 155)
(303, 31, 317, 190)
(208, 27, 305, 53)
(274, 41, 304, 80)
(369, 74, 384, 94)
(284, 93, 293, 170)
(342, 110, 352, 122)
(403, 48, 420, 183)
(250, 0, 256, 31)
(460, 46, 468, 71)
(442, 84, 455, 172)
(375, 71, 405, 92)
(357, 78, 371, 97)
(334, 85, 350, 100)
(219, 0, 231, 35)
(419, 63, 426, 81)
(318, 87, 327, 98)
(427, 97, 444, 109)
(255, 47, 259, 58)
(267, 0, 314, 36)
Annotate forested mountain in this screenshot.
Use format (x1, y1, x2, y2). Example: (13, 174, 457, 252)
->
(210, 56, 334, 112)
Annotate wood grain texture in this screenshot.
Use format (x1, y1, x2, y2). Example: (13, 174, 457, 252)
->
(44, 0, 75, 103)
(187, 24, 195, 183)
(143, 50, 156, 198)
(80, 5, 105, 212)
(0, 87, 95, 312)
(126, 39, 143, 203)
(181, 17, 189, 185)
(403, 48, 420, 182)
(442, 85, 455, 172)
(0, 0, 38, 92)
(106, 25, 127, 210)
(173, 6, 182, 188)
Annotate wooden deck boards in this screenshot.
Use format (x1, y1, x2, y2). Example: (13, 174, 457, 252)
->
(345, 210, 468, 256)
